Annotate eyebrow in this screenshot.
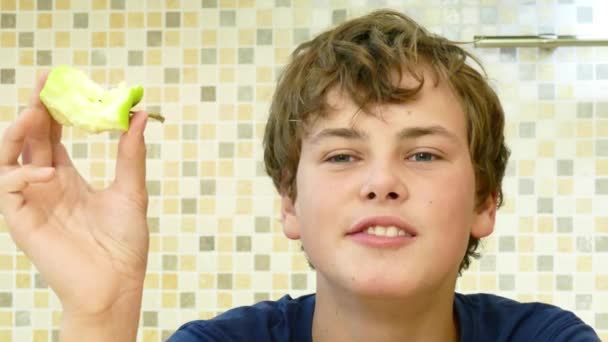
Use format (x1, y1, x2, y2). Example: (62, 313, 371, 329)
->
(308, 125, 460, 144)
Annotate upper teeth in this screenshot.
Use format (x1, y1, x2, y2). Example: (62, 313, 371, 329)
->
(365, 226, 411, 237)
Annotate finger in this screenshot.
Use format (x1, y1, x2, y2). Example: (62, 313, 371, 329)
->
(21, 140, 31, 165)
(25, 72, 53, 167)
(52, 143, 74, 168)
(0, 114, 28, 166)
(113, 111, 148, 195)
(0, 166, 55, 195)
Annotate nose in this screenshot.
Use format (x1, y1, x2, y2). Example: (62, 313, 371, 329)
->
(359, 162, 408, 203)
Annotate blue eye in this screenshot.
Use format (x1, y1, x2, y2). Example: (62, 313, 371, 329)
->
(327, 154, 355, 163)
(409, 152, 437, 162)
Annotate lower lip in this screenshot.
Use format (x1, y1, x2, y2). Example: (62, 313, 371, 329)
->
(347, 232, 416, 248)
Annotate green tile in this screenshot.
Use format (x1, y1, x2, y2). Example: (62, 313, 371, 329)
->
(254, 254, 270, 271)
(163, 255, 177, 271)
(147, 31, 162, 47)
(73, 13, 88, 28)
(36, 50, 52, 66)
(0, 293, 12, 307)
(166, 12, 181, 27)
(18, 32, 34, 47)
(236, 236, 251, 251)
(200, 236, 215, 251)
(180, 292, 195, 308)
(181, 198, 197, 214)
(200, 180, 216, 195)
(217, 274, 232, 289)
(201, 86, 216, 101)
(37, 0, 52, 10)
(0, 69, 15, 84)
(255, 217, 270, 233)
(0, 13, 16, 28)
(128, 50, 143, 65)
(143, 311, 158, 326)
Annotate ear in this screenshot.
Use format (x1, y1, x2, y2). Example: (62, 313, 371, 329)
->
(471, 191, 498, 239)
(281, 194, 301, 240)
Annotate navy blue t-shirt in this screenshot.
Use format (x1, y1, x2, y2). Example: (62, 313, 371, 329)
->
(166, 292, 600, 341)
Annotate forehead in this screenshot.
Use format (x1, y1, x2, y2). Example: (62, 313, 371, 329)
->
(303, 68, 465, 136)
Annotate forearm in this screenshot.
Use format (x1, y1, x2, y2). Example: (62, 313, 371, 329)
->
(60, 289, 144, 342)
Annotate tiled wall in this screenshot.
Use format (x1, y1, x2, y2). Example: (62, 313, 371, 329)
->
(0, 0, 607, 341)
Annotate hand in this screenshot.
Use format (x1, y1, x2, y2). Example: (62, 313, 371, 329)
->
(0, 72, 150, 318)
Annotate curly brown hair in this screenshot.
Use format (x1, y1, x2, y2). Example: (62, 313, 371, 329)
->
(263, 9, 510, 274)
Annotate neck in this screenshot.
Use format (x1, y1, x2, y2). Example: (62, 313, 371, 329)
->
(312, 277, 459, 342)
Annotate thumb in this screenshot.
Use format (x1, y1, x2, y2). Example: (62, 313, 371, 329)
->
(113, 111, 148, 197)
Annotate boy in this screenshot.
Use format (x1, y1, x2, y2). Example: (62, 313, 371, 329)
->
(0, 9, 600, 342)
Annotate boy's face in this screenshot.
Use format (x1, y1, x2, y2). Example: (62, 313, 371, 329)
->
(281, 69, 497, 298)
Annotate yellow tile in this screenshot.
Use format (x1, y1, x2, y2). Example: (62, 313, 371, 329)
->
(73, 50, 88, 65)
(273, 235, 288, 252)
(200, 161, 216, 177)
(218, 218, 232, 233)
(518, 236, 534, 253)
(163, 236, 178, 252)
(218, 292, 232, 308)
(1, 32, 15, 48)
(236, 198, 251, 214)
(0, 312, 12, 326)
(238, 104, 252, 120)
(2, 0, 16, 10)
(166, 0, 180, 8)
(576, 121, 593, 138)
(220, 104, 234, 120)
(165, 31, 180, 46)
(598, 121, 608, 137)
(162, 292, 177, 307)
(143, 330, 158, 342)
(91, 142, 105, 158)
(576, 198, 592, 214)
(183, 48, 198, 65)
(182, 142, 197, 159)
(256, 66, 272, 82)
(257, 9, 272, 26)
(181, 217, 197, 233)
(200, 124, 216, 139)
(596, 275, 608, 290)
(147, 12, 162, 27)
(576, 140, 592, 157)
(16, 273, 31, 288)
(183, 67, 198, 83)
(146, 50, 162, 65)
(217, 254, 232, 271)
(199, 273, 215, 289)
(291, 254, 309, 271)
(273, 274, 288, 289)
(0, 330, 9, 342)
(199, 198, 215, 215)
(239, 0, 254, 7)
(479, 274, 497, 291)
(16, 255, 31, 270)
(91, 161, 105, 178)
(164, 124, 179, 140)
(34, 291, 48, 308)
(19, 50, 34, 65)
(237, 180, 251, 195)
(597, 160, 608, 176)
(256, 85, 274, 102)
(163, 198, 178, 214)
(109, 32, 124, 47)
(164, 162, 180, 180)
(20, 0, 33, 10)
(183, 12, 199, 27)
(55, 0, 69, 9)
(458, 274, 477, 291)
(180, 255, 196, 271)
(537, 64, 554, 81)
(219, 160, 234, 176)
(239, 29, 254, 45)
(557, 179, 572, 195)
(274, 48, 291, 64)
(128, 13, 144, 28)
(538, 274, 552, 291)
(537, 216, 553, 233)
(294, 8, 311, 25)
(237, 142, 252, 158)
(538, 294, 553, 305)
(163, 180, 179, 196)
(596, 217, 608, 233)
(577, 256, 592, 272)
(218, 236, 232, 252)
(52, 311, 61, 325)
(557, 236, 572, 252)
(37, 13, 52, 28)
(91, 69, 106, 83)
(0, 255, 11, 270)
(537, 140, 554, 157)
(219, 48, 236, 64)
(54, 31, 70, 48)
(220, 0, 236, 6)
(201, 30, 217, 45)
(149, 235, 160, 253)
(92, 0, 106, 9)
(275, 29, 290, 45)
(144, 273, 159, 289)
(220, 67, 234, 82)
(557, 85, 572, 99)
(235, 274, 251, 289)
(109, 69, 124, 84)
(33, 331, 48, 342)
(164, 86, 180, 102)
(110, 13, 124, 28)
(599, 333, 608, 342)
(162, 273, 178, 289)
(181, 105, 197, 120)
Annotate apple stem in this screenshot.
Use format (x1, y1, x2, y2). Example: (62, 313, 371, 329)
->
(130, 111, 165, 123)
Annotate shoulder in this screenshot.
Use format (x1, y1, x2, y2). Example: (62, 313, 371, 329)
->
(455, 293, 600, 342)
(166, 293, 316, 342)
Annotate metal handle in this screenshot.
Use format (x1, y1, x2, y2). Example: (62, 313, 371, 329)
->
(473, 35, 608, 48)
